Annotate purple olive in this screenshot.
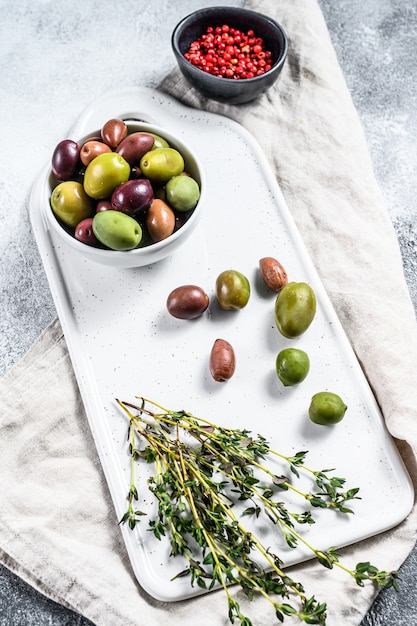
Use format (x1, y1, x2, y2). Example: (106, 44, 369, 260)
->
(111, 179, 154, 216)
(96, 200, 112, 212)
(52, 139, 80, 181)
(174, 210, 192, 232)
(166, 285, 209, 320)
(75, 217, 101, 247)
(129, 165, 143, 179)
(116, 132, 155, 165)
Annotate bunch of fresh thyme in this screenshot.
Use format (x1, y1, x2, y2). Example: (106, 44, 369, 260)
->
(117, 396, 399, 626)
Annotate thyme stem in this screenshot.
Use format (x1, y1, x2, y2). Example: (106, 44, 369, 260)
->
(116, 396, 399, 626)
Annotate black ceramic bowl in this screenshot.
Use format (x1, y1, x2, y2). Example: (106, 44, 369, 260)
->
(172, 6, 288, 105)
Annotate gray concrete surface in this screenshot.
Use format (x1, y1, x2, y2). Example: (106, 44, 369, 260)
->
(0, 0, 416, 624)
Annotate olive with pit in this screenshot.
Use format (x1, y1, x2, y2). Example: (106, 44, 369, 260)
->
(166, 285, 209, 320)
(92, 210, 142, 250)
(83, 152, 130, 199)
(140, 147, 184, 184)
(111, 179, 154, 216)
(101, 118, 128, 148)
(147, 132, 170, 149)
(275, 282, 316, 338)
(209, 338, 236, 382)
(165, 175, 200, 211)
(50, 180, 95, 227)
(276, 348, 310, 386)
(174, 210, 192, 232)
(146, 199, 175, 242)
(96, 199, 112, 212)
(259, 257, 288, 292)
(309, 392, 347, 425)
(51, 139, 80, 181)
(75, 217, 101, 247)
(216, 269, 250, 310)
(115, 132, 155, 165)
(80, 140, 112, 166)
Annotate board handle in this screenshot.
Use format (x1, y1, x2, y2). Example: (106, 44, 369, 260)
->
(120, 112, 158, 124)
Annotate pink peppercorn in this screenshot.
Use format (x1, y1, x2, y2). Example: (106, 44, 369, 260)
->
(183, 24, 273, 80)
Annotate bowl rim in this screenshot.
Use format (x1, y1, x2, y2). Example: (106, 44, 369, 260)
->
(46, 121, 205, 261)
(171, 5, 288, 84)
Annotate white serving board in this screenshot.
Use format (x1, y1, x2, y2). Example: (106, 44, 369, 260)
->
(29, 87, 413, 602)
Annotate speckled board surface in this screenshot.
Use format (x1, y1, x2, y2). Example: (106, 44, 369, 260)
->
(0, 0, 416, 624)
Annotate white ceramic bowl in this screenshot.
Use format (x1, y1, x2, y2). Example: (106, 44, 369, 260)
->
(44, 121, 205, 268)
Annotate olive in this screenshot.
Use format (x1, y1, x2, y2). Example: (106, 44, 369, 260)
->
(129, 165, 142, 179)
(209, 338, 236, 382)
(259, 257, 288, 292)
(80, 140, 112, 166)
(49, 124, 196, 254)
(216, 269, 250, 310)
(116, 132, 155, 165)
(74, 217, 101, 247)
(166, 285, 209, 319)
(101, 118, 128, 148)
(153, 185, 166, 201)
(275, 348, 310, 386)
(96, 200, 112, 212)
(309, 392, 347, 425)
(174, 210, 192, 232)
(146, 199, 176, 242)
(51, 139, 80, 181)
(140, 147, 184, 184)
(165, 175, 200, 212)
(92, 210, 142, 250)
(50, 180, 95, 227)
(111, 179, 154, 216)
(147, 132, 170, 149)
(83, 152, 130, 199)
(275, 282, 316, 338)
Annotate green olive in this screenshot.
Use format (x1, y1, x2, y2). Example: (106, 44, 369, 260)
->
(309, 392, 347, 425)
(139, 147, 184, 184)
(216, 269, 250, 310)
(165, 175, 200, 211)
(50, 180, 95, 227)
(147, 132, 170, 149)
(276, 348, 310, 386)
(275, 282, 316, 338)
(83, 152, 130, 199)
(92, 210, 142, 250)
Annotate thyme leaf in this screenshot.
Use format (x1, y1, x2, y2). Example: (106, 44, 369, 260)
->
(116, 396, 399, 625)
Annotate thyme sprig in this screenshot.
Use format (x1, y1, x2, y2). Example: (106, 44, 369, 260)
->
(116, 396, 399, 625)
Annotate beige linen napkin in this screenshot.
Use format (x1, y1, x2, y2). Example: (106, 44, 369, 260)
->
(1, 0, 417, 625)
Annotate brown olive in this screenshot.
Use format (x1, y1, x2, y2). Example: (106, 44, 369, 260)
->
(101, 118, 128, 148)
(166, 285, 209, 320)
(146, 198, 175, 242)
(259, 257, 288, 292)
(80, 140, 112, 166)
(209, 338, 236, 382)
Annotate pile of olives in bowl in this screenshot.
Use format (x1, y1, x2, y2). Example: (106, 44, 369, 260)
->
(46, 118, 204, 267)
